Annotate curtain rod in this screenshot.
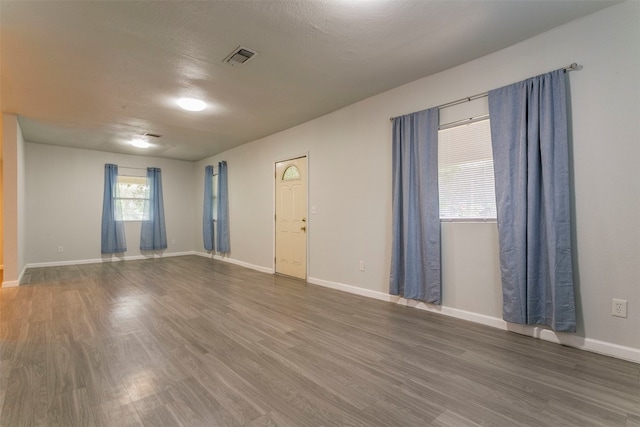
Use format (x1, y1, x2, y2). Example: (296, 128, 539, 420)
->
(439, 114, 490, 131)
(389, 62, 580, 121)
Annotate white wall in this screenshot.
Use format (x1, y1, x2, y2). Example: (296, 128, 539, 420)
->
(2, 114, 27, 286)
(18, 118, 26, 281)
(25, 143, 195, 264)
(195, 1, 640, 359)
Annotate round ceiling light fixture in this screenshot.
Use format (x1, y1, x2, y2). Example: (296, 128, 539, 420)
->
(130, 138, 151, 148)
(177, 97, 206, 112)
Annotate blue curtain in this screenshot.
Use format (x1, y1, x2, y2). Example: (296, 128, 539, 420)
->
(488, 69, 576, 332)
(216, 161, 230, 253)
(140, 167, 167, 251)
(389, 108, 441, 303)
(203, 165, 215, 251)
(101, 164, 127, 253)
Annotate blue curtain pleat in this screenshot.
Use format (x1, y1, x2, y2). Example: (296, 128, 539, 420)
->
(140, 167, 167, 251)
(101, 164, 127, 253)
(488, 69, 576, 332)
(203, 165, 215, 251)
(389, 108, 441, 303)
(216, 161, 230, 253)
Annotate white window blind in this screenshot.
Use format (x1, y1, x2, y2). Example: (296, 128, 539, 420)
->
(438, 119, 497, 220)
(212, 173, 219, 221)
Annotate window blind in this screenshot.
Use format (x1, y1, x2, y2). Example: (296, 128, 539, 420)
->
(438, 119, 497, 220)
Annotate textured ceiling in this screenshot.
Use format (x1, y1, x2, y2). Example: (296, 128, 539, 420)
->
(0, 0, 620, 161)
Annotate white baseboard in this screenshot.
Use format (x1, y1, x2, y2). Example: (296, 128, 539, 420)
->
(2, 281, 19, 288)
(307, 276, 640, 364)
(24, 251, 273, 275)
(2, 264, 27, 288)
(307, 276, 392, 302)
(25, 251, 195, 269)
(504, 324, 640, 364)
(192, 251, 274, 274)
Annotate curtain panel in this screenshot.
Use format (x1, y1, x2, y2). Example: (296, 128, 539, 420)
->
(216, 161, 230, 253)
(203, 165, 215, 251)
(389, 108, 441, 303)
(101, 164, 127, 253)
(488, 69, 576, 332)
(140, 167, 168, 251)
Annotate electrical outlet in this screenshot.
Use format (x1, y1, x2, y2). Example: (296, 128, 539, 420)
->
(57, 246, 64, 253)
(359, 260, 365, 271)
(612, 299, 628, 318)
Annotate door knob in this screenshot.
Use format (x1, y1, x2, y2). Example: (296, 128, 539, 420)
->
(301, 226, 307, 231)
(302, 218, 306, 222)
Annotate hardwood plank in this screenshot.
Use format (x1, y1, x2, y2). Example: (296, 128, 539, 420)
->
(627, 413, 640, 427)
(46, 387, 98, 427)
(0, 255, 636, 426)
(430, 410, 482, 427)
(244, 411, 298, 427)
(94, 398, 143, 427)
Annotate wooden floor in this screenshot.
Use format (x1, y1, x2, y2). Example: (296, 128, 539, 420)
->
(0, 256, 638, 426)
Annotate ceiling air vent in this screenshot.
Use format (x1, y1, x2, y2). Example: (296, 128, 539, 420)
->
(224, 46, 257, 66)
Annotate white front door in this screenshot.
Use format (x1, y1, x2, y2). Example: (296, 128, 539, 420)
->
(275, 157, 307, 279)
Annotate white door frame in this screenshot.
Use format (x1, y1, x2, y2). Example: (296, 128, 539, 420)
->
(273, 152, 309, 279)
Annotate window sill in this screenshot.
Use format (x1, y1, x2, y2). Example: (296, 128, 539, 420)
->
(440, 218, 497, 223)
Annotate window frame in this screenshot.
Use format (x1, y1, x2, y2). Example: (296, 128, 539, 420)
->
(282, 165, 301, 181)
(437, 118, 497, 223)
(116, 174, 150, 222)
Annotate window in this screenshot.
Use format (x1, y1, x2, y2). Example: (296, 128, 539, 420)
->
(212, 173, 219, 221)
(116, 175, 149, 221)
(438, 119, 496, 220)
(282, 165, 300, 181)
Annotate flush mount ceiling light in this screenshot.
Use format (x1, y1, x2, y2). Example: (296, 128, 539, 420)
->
(129, 132, 160, 148)
(177, 97, 206, 112)
(130, 138, 151, 148)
